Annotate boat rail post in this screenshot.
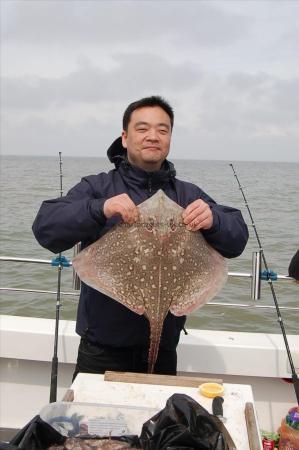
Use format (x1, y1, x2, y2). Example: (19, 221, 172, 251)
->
(251, 251, 262, 300)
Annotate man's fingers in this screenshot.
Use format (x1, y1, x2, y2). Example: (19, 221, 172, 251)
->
(118, 203, 139, 224)
(186, 212, 208, 230)
(103, 194, 138, 223)
(186, 216, 211, 231)
(183, 205, 205, 224)
(183, 200, 209, 224)
(182, 201, 201, 219)
(183, 199, 213, 231)
(124, 206, 139, 224)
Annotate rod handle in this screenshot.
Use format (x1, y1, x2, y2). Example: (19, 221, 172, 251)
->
(49, 356, 58, 403)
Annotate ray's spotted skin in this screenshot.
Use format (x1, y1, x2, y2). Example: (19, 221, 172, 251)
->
(73, 190, 228, 373)
(48, 437, 137, 449)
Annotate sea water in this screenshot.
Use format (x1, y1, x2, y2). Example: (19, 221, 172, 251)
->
(0, 155, 298, 334)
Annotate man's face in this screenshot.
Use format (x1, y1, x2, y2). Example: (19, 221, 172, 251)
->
(122, 106, 172, 171)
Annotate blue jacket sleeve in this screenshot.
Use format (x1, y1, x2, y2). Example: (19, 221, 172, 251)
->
(199, 192, 249, 259)
(175, 179, 249, 258)
(32, 177, 107, 254)
(202, 203, 249, 258)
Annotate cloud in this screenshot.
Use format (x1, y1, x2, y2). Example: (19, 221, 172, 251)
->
(2, 68, 298, 162)
(2, 0, 249, 48)
(1, 1, 298, 161)
(172, 125, 299, 162)
(196, 72, 299, 137)
(1, 113, 119, 157)
(3, 110, 298, 162)
(2, 54, 200, 109)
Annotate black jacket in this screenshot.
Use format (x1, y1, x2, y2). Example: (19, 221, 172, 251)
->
(32, 139, 249, 349)
(288, 249, 299, 280)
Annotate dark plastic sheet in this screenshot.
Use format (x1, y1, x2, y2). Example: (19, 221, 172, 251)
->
(0, 415, 65, 450)
(140, 393, 228, 450)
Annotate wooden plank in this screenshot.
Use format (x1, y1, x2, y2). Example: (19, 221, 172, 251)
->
(104, 371, 222, 387)
(245, 402, 262, 450)
(61, 388, 74, 402)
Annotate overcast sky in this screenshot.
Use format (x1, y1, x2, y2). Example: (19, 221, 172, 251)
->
(1, 0, 299, 161)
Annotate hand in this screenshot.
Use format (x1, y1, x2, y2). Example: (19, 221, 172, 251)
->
(182, 199, 213, 231)
(103, 194, 139, 224)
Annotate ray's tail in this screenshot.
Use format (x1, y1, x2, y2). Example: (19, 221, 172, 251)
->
(147, 326, 162, 374)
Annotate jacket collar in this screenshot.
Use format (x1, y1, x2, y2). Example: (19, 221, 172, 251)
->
(107, 136, 176, 188)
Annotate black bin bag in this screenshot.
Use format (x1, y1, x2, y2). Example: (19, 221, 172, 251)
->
(139, 393, 229, 450)
(0, 415, 65, 450)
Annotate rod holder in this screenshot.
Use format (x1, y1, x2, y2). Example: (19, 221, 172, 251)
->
(251, 251, 262, 300)
(72, 243, 81, 291)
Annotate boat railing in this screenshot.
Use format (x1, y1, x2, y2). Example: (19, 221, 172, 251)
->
(0, 253, 298, 311)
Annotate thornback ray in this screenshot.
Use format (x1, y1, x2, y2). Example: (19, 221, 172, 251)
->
(72, 190, 228, 373)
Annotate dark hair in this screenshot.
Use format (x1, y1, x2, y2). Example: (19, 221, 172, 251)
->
(122, 95, 174, 131)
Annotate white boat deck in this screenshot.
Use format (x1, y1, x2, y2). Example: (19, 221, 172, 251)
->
(0, 314, 298, 434)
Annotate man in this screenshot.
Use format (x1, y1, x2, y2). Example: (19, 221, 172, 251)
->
(32, 96, 248, 378)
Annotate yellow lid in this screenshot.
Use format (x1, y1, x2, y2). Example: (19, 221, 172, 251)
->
(199, 382, 224, 398)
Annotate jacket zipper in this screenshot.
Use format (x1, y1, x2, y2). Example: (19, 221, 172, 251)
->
(148, 177, 152, 195)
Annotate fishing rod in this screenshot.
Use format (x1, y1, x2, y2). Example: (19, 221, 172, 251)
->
(230, 163, 299, 405)
(49, 152, 64, 403)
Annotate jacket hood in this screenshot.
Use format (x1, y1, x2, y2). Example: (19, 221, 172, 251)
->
(107, 137, 127, 167)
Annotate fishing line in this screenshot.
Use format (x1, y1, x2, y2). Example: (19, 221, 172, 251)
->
(230, 163, 299, 405)
(49, 152, 64, 403)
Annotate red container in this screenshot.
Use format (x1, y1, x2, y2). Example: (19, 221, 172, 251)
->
(262, 438, 275, 450)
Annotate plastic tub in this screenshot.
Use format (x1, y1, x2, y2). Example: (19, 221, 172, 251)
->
(40, 401, 159, 437)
